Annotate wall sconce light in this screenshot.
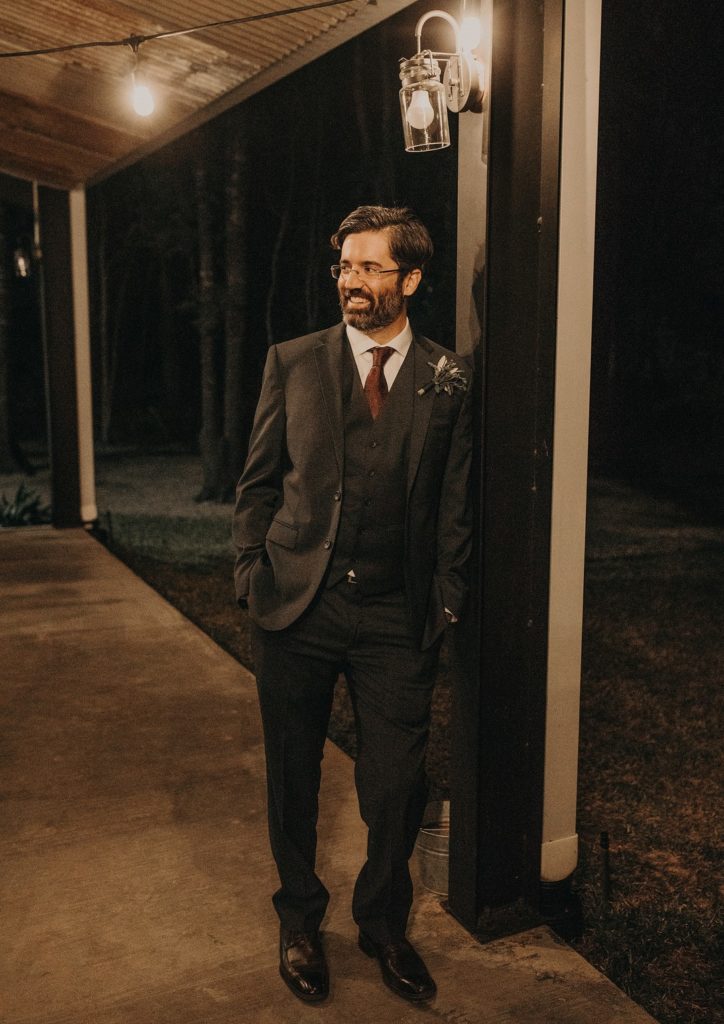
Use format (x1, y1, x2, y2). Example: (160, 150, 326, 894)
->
(399, 8, 484, 153)
(13, 243, 32, 278)
(128, 38, 155, 117)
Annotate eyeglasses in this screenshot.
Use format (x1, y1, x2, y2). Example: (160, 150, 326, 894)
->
(330, 264, 406, 281)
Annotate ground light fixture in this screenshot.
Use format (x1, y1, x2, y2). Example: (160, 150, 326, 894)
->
(399, 8, 484, 153)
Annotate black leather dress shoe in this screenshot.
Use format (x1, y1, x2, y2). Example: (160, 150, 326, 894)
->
(358, 932, 436, 1002)
(279, 929, 329, 1003)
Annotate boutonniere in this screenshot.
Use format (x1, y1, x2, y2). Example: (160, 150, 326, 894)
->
(417, 355, 468, 397)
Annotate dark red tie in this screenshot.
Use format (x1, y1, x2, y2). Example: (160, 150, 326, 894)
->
(364, 346, 393, 420)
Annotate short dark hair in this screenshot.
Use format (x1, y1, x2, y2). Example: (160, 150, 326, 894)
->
(330, 205, 434, 271)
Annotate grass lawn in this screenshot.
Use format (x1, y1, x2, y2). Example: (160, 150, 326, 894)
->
(572, 480, 723, 1024)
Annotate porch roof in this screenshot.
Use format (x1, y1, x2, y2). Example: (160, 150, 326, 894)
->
(0, 0, 412, 190)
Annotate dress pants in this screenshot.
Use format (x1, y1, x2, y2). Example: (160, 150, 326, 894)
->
(251, 580, 441, 945)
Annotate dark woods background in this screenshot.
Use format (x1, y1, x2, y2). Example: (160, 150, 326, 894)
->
(1, 0, 722, 502)
(84, 0, 458, 500)
(590, 0, 723, 498)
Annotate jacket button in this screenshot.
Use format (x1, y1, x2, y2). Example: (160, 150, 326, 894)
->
(324, 540, 332, 549)
(370, 440, 378, 448)
(334, 491, 341, 501)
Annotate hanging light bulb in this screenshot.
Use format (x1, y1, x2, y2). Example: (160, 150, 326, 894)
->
(131, 71, 155, 116)
(405, 88, 436, 130)
(127, 39, 155, 117)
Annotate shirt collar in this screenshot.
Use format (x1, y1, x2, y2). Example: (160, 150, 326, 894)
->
(346, 319, 413, 359)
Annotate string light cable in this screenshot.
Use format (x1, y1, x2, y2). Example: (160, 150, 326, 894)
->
(0, 0, 362, 59)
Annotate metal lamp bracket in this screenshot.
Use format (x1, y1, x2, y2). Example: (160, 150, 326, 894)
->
(413, 9, 484, 115)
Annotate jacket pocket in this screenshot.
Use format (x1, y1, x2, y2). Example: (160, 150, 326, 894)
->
(266, 517, 298, 549)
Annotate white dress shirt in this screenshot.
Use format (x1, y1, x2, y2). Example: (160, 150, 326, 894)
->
(345, 320, 413, 390)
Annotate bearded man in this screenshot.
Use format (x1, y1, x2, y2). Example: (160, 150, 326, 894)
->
(233, 205, 473, 1004)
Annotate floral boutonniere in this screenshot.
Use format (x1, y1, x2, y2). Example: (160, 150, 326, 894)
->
(417, 355, 468, 397)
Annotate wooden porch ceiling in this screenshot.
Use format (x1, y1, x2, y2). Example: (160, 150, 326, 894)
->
(0, 0, 415, 190)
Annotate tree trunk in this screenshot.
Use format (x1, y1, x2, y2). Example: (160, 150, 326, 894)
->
(375, 33, 397, 201)
(265, 104, 298, 346)
(157, 261, 184, 442)
(304, 101, 324, 334)
(194, 154, 223, 501)
(222, 125, 249, 501)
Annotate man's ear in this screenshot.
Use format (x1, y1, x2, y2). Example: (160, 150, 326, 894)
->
(402, 267, 422, 297)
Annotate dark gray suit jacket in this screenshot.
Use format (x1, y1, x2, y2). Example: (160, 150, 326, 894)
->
(233, 322, 473, 650)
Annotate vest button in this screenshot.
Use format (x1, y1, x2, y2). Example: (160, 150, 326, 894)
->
(368, 469, 375, 478)
(324, 540, 332, 549)
(370, 440, 378, 448)
(334, 491, 341, 501)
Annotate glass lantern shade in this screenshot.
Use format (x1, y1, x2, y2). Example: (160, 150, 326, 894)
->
(399, 55, 450, 152)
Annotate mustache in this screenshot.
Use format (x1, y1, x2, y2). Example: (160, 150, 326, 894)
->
(342, 286, 373, 300)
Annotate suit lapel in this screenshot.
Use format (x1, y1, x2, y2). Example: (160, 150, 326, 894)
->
(407, 334, 436, 495)
(313, 323, 346, 472)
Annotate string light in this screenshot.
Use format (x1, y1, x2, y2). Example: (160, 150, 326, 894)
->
(128, 38, 155, 117)
(0, 1, 359, 117)
(0, 1, 358, 59)
(131, 72, 155, 117)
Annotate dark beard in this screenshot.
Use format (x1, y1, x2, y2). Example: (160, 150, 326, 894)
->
(339, 282, 406, 333)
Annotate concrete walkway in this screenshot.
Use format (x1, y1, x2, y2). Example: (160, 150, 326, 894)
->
(0, 528, 657, 1024)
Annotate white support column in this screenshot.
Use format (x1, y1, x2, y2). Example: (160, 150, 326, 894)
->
(69, 188, 97, 524)
(541, 0, 602, 883)
(455, 0, 491, 357)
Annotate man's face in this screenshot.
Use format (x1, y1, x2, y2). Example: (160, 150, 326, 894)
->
(337, 230, 410, 333)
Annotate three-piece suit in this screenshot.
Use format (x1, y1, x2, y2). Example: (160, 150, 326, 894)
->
(233, 320, 472, 944)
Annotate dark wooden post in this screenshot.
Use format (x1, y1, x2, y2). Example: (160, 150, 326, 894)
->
(38, 187, 82, 528)
(449, 0, 565, 933)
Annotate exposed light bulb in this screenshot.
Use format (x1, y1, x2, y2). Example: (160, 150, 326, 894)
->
(460, 16, 482, 51)
(131, 73, 155, 116)
(13, 247, 31, 278)
(405, 89, 435, 130)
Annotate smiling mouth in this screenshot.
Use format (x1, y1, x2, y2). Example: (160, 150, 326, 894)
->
(344, 291, 372, 306)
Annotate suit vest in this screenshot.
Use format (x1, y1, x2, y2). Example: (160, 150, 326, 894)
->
(326, 340, 414, 594)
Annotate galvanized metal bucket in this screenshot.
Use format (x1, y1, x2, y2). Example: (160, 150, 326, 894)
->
(414, 799, 450, 896)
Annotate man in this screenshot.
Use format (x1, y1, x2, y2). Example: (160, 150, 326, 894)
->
(233, 205, 472, 1004)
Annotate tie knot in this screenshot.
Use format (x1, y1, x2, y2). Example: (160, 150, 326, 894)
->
(371, 346, 394, 368)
